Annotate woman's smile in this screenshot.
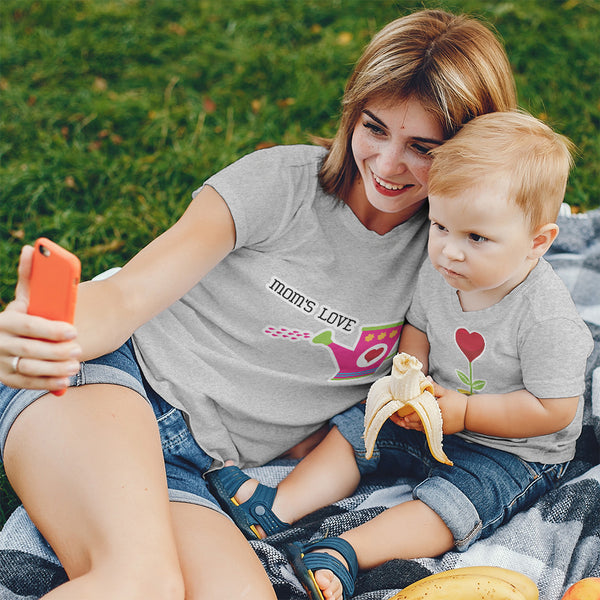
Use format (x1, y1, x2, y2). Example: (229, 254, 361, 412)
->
(347, 97, 444, 233)
(371, 170, 413, 196)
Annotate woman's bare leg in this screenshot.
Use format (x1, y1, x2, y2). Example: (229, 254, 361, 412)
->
(3, 384, 184, 600)
(170, 502, 276, 600)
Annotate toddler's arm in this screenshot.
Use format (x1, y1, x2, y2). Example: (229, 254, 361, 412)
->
(397, 323, 430, 371)
(394, 323, 578, 438)
(437, 383, 578, 438)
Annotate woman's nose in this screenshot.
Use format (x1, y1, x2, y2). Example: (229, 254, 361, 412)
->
(378, 146, 409, 176)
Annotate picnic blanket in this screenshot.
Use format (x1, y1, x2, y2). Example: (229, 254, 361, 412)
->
(1, 206, 599, 599)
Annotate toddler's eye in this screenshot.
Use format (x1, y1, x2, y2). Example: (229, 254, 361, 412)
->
(469, 233, 487, 243)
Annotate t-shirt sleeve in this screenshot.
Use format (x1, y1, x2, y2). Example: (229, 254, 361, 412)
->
(520, 317, 593, 399)
(197, 146, 320, 250)
(405, 259, 433, 333)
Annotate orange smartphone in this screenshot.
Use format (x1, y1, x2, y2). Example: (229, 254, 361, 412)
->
(27, 238, 81, 395)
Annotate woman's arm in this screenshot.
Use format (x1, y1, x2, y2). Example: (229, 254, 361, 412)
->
(0, 185, 235, 388)
(75, 186, 235, 359)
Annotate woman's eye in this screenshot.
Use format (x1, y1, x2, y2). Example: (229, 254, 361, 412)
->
(363, 121, 385, 135)
(412, 143, 432, 155)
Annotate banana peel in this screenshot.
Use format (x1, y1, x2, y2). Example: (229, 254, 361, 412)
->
(364, 352, 452, 466)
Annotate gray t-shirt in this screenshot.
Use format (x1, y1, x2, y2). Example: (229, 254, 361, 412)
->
(407, 258, 593, 463)
(132, 145, 429, 468)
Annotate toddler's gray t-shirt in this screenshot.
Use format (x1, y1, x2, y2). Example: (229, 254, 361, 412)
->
(407, 258, 593, 463)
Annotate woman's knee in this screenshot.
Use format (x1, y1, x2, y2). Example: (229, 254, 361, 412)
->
(75, 562, 185, 600)
(124, 567, 185, 600)
(171, 502, 278, 600)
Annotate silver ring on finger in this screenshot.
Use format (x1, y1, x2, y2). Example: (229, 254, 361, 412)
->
(11, 356, 21, 373)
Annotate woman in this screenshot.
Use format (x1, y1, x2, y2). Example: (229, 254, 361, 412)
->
(0, 9, 516, 599)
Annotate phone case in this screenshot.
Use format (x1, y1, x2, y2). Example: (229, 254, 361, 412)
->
(27, 238, 81, 396)
(27, 238, 81, 323)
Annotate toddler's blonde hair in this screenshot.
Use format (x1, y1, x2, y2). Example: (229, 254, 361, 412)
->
(428, 110, 574, 231)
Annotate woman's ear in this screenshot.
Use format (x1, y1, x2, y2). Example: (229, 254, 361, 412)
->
(530, 223, 559, 258)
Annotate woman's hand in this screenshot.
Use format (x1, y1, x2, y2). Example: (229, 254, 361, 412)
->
(0, 245, 81, 391)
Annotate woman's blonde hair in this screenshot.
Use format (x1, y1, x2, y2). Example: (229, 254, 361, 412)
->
(318, 9, 517, 200)
(428, 111, 574, 231)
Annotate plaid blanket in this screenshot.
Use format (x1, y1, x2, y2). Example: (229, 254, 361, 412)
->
(1, 207, 599, 599)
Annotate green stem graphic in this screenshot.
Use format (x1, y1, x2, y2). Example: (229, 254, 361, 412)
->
(469, 361, 473, 394)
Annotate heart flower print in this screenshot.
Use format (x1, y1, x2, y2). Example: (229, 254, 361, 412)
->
(455, 328, 486, 394)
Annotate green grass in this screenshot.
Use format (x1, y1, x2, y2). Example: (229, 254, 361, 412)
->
(1, 0, 599, 525)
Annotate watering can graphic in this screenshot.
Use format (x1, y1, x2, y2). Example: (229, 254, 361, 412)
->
(265, 321, 403, 380)
(312, 322, 403, 380)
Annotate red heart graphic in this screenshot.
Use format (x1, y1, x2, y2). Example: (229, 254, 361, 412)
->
(455, 328, 485, 362)
(364, 346, 385, 363)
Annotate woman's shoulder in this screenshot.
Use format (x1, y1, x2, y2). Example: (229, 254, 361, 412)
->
(201, 144, 328, 247)
(245, 143, 327, 169)
(203, 144, 326, 191)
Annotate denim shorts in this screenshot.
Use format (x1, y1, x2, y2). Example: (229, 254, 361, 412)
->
(332, 404, 569, 551)
(0, 340, 225, 515)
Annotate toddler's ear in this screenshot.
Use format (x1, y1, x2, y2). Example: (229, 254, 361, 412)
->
(530, 223, 559, 258)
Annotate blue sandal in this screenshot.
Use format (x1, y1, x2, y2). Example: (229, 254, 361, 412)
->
(287, 537, 358, 600)
(206, 465, 290, 540)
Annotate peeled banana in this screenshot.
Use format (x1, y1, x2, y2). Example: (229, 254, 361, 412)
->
(390, 566, 539, 600)
(363, 352, 452, 465)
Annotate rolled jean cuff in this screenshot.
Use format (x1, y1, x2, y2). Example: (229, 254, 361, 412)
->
(413, 476, 482, 551)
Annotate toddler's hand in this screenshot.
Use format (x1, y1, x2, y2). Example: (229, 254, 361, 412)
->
(430, 380, 468, 434)
(389, 410, 424, 432)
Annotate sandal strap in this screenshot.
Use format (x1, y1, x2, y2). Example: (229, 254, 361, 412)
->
(208, 464, 250, 497)
(207, 466, 289, 537)
(245, 483, 289, 536)
(302, 537, 358, 599)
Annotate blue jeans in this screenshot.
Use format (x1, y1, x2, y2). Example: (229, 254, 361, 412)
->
(0, 340, 225, 514)
(332, 404, 569, 550)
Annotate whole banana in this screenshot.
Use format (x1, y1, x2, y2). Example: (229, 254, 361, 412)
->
(363, 352, 452, 465)
(390, 566, 539, 600)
